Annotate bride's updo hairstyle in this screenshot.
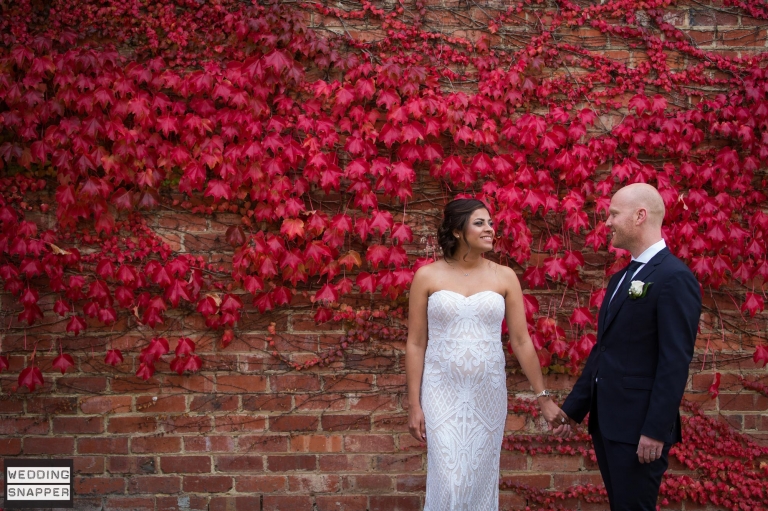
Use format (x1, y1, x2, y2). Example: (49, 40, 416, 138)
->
(437, 198, 489, 259)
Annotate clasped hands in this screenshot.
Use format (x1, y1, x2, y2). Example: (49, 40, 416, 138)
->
(539, 398, 576, 438)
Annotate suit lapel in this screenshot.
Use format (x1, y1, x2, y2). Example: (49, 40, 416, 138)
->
(599, 272, 623, 337)
(602, 248, 671, 333)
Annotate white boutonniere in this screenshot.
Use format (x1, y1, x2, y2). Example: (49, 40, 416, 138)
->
(628, 280, 652, 299)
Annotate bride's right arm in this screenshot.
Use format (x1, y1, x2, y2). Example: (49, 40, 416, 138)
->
(405, 268, 429, 442)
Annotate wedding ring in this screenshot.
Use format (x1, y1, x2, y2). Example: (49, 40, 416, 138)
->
(561, 418, 566, 423)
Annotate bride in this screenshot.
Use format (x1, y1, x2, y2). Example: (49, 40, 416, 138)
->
(406, 198, 569, 511)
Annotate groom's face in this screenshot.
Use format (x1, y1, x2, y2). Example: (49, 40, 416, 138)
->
(606, 194, 635, 250)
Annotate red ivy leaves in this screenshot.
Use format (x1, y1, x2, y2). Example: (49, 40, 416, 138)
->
(0, 0, 766, 418)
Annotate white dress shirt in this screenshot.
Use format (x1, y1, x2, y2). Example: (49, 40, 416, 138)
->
(609, 239, 667, 303)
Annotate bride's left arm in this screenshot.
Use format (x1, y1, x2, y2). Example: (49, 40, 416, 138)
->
(503, 266, 569, 427)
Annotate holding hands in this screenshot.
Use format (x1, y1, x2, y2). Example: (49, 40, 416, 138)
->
(537, 394, 577, 438)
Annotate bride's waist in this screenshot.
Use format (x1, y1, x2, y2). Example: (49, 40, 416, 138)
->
(427, 336, 502, 344)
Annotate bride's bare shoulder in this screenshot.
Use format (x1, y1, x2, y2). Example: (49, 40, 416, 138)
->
(414, 258, 445, 277)
(487, 260, 521, 286)
(487, 259, 516, 275)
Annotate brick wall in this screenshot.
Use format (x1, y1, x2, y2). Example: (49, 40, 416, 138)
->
(1, 205, 766, 511)
(2, 2, 768, 511)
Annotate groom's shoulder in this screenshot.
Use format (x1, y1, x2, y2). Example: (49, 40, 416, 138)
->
(660, 251, 698, 281)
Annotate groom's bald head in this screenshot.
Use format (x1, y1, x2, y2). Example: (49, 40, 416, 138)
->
(613, 183, 665, 228)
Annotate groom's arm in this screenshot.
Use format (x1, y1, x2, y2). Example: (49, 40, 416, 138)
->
(561, 340, 600, 423)
(641, 269, 701, 441)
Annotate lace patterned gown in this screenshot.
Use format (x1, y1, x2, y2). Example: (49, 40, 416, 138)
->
(422, 290, 508, 511)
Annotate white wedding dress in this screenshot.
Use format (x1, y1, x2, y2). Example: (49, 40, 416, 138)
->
(422, 290, 508, 511)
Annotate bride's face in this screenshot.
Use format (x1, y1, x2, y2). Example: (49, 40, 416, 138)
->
(454, 208, 494, 254)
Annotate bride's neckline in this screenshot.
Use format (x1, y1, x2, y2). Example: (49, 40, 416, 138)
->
(429, 289, 504, 300)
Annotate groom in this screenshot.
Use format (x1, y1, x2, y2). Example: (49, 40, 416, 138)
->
(559, 183, 701, 510)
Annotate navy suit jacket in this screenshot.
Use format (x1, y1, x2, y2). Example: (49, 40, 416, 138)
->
(562, 248, 701, 444)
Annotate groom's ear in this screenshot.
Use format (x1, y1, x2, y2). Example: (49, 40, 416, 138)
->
(635, 207, 648, 225)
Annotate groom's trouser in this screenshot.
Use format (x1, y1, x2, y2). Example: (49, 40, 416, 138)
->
(590, 397, 671, 511)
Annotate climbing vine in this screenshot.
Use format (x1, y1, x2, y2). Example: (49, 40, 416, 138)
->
(1, 0, 768, 506)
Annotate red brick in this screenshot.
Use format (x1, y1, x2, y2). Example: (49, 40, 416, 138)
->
(372, 413, 407, 431)
(80, 396, 132, 414)
(500, 451, 528, 471)
(161, 455, 211, 473)
(184, 436, 236, 452)
(109, 376, 158, 393)
(129, 475, 181, 494)
(316, 495, 369, 511)
(209, 496, 262, 511)
(103, 497, 155, 511)
(0, 398, 24, 413)
(720, 29, 766, 47)
(190, 394, 239, 412)
(216, 374, 267, 393)
(288, 474, 342, 492)
(721, 414, 743, 430)
(272, 333, 318, 352)
(75, 476, 125, 495)
(27, 395, 79, 414)
(318, 454, 370, 472)
(78, 437, 129, 454)
(369, 496, 422, 511)
(107, 456, 156, 475)
(271, 374, 321, 392)
(345, 354, 397, 371)
(235, 475, 287, 492)
(215, 455, 264, 472)
(691, 9, 739, 26)
(132, 436, 182, 454)
(162, 375, 215, 393)
(57, 376, 108, 393)
(53, 416, 104, 434)
(344, 434, 394, 452)
(157, 214, 209, 232)
(720, 393, 766, 411)
(166, 414, 213, 433)
(291, 434, 343, 453)
(24, 436, 75, 455)
(349, 394, 398, 412)
(270, 414, 319, 432)
(243, 394, 293, 412)
(373, 454, 423, 472)
(156, 495, 209, 511)
(553, 472, 604, 489)
(0, 417, 49, 435)
(183, 475, 233, 493)
(342, 474, 393, 491)
(135, 395, 187, 413)
(214, 414, 266, 433)
(531, 454, 581, 471)
(267, 454, 317, 472)
(108, 416, 157, 434)
(743, 16, 768, 27)
(396, 474, 425, 492)
(323, 374, 374, 391)
(238, 434, 290, 453)
(0, 436, 21, 456)
(686, 30, 716, 45)
(75, 456, 105, 474)
(509, 473, 552, 489)
(262, 496, 314, 511)
(295, 393, 347, 411)
(499, 492, 527, 510)
(322, 414, 371, 432)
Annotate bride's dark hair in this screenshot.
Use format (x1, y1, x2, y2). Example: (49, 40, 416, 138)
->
(437, 199, 489, 259)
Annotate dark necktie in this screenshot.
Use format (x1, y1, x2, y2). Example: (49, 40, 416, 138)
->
(606, 260, 643, 322)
